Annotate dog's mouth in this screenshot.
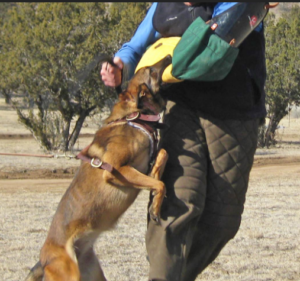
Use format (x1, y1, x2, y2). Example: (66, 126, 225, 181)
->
(157, 55, 172, 88)
(159, 55, 172, 77)
(139, 99, 160, 115)
(137, 84, 164, 114)
(160, 82, 172, 90)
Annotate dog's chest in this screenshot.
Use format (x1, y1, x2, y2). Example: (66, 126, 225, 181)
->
(123, 126, 151, 173)
(131, 148, 150, 174)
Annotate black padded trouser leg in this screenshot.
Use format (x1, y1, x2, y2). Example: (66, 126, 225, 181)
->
(182, 223, 238, 281)
(146, 100, 259, 281)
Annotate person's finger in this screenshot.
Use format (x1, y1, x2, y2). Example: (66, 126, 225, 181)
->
(100, 62, 109, 75)
(100, 57, 123, 87)
(107, 62, 115, 74)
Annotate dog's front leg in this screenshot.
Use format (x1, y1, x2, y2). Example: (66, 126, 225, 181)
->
(104, 166, 166, 221)
(150, 149, 168, 180)
(148, 149, 168, 222)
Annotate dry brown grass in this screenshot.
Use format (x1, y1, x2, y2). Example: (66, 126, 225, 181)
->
(1, 96, 300, 281)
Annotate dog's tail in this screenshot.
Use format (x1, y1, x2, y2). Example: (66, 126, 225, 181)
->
(24, 261, 43, 281)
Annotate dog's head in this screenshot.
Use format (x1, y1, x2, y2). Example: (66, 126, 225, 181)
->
(136, 83, 166, 115)
(115, 83, 165, 116)
(129, 55, 172, 95)
(106, 55, 172, 123)
(125, 55, 172, 114)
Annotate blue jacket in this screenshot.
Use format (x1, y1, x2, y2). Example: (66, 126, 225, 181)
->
(115, 2, 263, 81)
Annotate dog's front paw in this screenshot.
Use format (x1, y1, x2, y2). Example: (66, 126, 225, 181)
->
(149, 204, 160, 224)
(149, 188, 165, 224)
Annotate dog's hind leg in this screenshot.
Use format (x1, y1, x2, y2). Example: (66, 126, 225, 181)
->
(40, 241, 80, 281)
(74, 233, 107, 281)
(24, 261, 43, 281)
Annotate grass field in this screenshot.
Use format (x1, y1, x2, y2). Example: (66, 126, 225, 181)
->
(1, 96, 300, 281)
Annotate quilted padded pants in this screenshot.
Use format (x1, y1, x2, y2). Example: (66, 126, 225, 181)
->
(146, 100, 259, 281)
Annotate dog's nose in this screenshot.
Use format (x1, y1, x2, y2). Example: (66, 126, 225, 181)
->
(161, 55, 172, 68)
(165, 55, 172, 63)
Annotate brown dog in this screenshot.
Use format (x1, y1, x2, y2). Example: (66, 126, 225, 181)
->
(25, 55, 172, 281)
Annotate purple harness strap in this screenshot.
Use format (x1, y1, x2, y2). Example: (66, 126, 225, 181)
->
(76, 112, 163, 173)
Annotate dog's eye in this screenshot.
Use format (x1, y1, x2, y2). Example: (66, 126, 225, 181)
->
(150, 71, 158, 80)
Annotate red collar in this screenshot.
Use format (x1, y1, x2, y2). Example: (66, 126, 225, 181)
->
(121, 112, 168, 130)
(125, 112, 161, 122)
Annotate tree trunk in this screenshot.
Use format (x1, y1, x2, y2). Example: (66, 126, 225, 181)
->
(2, 89, 12, 104)
(59, 119, 71, 152)
(68, 106, 96, 151)
(264, 112, 286, 148)
(264, 116, 277, 147)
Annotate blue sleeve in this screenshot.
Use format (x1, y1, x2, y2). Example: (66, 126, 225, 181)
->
(115, 3, 161, 81)
(213, 2, 263, 32)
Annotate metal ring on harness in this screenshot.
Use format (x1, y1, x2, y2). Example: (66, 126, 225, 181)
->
(91, 158, 103, 168)
(126, 112, 140, 121)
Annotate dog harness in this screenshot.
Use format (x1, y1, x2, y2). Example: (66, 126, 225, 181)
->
(76, 112, 166, 174)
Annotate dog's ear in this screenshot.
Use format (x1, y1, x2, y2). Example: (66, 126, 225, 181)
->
(119, 91, 133, 102)
(118, 91, 139, 105)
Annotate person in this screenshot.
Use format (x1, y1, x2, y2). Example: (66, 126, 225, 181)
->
(100, 2, 267, 281)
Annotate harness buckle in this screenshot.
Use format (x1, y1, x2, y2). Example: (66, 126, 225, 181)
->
(126, 112, 140, 121)
(91, 158, 103, 168)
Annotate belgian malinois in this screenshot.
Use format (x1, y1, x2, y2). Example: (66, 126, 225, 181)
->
(25, 55, 172, 281)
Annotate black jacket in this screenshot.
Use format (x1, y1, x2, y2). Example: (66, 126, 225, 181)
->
(153, 2, 267, 120)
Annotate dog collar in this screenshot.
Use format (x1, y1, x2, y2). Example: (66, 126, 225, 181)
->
(125, 112, 161, 122)
(125, 112, 168, 130)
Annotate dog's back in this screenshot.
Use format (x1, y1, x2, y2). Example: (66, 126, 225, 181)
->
(25, 104, 154, 281)
(25, 55, 171, 281)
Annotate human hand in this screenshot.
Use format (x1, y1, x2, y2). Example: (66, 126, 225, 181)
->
(100, 57, 123, 87)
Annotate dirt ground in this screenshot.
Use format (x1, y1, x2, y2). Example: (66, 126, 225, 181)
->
(1, 96, 300, 281)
